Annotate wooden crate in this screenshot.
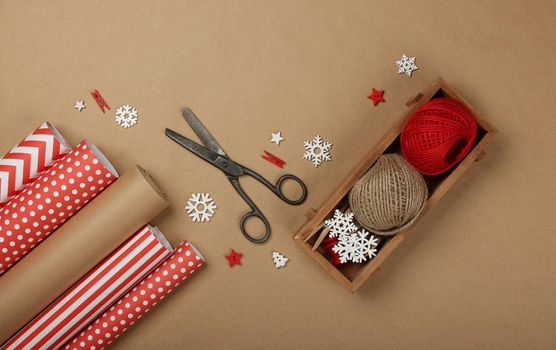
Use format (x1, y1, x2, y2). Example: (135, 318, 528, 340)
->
(293, 77, 498, 292)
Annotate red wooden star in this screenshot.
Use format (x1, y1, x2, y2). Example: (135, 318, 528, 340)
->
(367, 88, 385, 106)
(225, 249, 243, 267)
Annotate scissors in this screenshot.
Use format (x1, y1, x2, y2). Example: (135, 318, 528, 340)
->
(165, 108, 308, 244)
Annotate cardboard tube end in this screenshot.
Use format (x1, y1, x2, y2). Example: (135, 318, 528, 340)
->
(188, 242, 206, 262)
(45, 121, 72, 152)
(136, 165, 167, 201)
(85, 140, 119, 178)
(149, 226, 173, 253)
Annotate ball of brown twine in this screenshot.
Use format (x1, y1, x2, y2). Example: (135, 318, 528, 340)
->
(349, 154, 428, 236)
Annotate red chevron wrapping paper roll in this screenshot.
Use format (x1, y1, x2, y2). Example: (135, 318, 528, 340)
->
(64, 241, 205, 350)
(0, 140, 118, 275)
(2, 225, 173, 350)
(0, 122, 71, 209)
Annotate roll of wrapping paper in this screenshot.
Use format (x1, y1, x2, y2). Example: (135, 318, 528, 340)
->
(0, 165, 168, 344)
(0, 140, 119, 275)
(0, 122, 71, 208)
(2, 225, 173, 350)
(64, 241, 205, 350)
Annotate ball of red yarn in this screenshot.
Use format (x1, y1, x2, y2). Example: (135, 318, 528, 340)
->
(401, 97, 478, 176)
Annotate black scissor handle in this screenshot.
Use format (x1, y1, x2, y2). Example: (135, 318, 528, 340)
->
(228, 176, 271, 243)
(228, 169, 308, 244)
(274, 174, 308, 205)
(242, 168, 308, 206)
(239, 210, 271, 244)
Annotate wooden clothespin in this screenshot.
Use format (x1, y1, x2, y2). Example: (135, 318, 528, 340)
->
(261, 151, 285, 168)
(90, 90, 110, 113)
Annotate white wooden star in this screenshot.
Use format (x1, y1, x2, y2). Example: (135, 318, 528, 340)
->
(74, 100, 86, 112)
(395, 54, 418, 77)
(270, 131, 284, 146)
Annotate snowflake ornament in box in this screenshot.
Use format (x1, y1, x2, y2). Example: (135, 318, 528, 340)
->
(272, 251, 288, 268)
(303, 134, 332, 167)
(396, 54, 418, 77)
(185, 192, 217, 223)
(324, 209, 358, 238)
(332, 229, 378, 264)
(115, 104, 138, 128)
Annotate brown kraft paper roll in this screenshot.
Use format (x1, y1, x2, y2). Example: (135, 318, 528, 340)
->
(0, 165, 168, 344)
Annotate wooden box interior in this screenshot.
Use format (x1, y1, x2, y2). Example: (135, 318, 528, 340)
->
(293, 78, 497, 292)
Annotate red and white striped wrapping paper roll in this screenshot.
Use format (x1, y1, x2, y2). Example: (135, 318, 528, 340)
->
(0, 140, 118, 275)
(64, 241, 205, 350)
(0, 122, 71, 209)
(2, 225, 173, 350)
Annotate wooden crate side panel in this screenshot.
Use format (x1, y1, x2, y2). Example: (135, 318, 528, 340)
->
(295, 239, 354, 292)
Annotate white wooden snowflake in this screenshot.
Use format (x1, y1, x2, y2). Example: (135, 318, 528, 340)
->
(332, 229, 378, 264)
(185, 193, 217, 223)
(115, 104, 138, 128)
(303, 134, 332, 167)
(272, 251, 288, 268)
(324, 209, 358, 238)
(332, 233, 357, 263)
(396, 54, 418, 77)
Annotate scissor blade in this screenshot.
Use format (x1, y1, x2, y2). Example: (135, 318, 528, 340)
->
(181, 108, 227, 157)
(165, 128, 220, 165)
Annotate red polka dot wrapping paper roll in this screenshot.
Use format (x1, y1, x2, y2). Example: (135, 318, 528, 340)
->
(1, 225, 173, 350)
(0, 140, 118, 276)
(64, 241, 206, 350)
(0, 122, 71, 209)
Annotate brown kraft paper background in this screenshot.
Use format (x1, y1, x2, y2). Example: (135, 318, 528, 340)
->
(1, 1, 556, 349)
(0, 165, 168, 343)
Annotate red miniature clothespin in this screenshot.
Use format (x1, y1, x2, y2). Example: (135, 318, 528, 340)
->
(261, 151, 285, 168)
(90, 90, 110, 113)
